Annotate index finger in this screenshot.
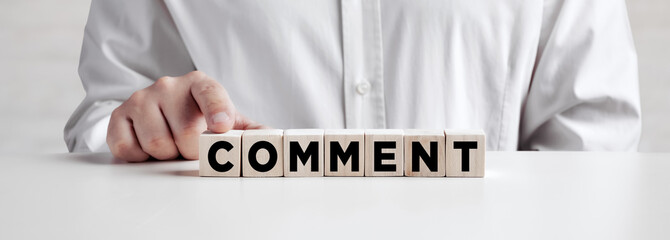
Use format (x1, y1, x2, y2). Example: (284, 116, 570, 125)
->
(188, 71, 236, 133)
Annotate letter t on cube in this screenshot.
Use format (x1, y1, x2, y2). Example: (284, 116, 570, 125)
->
(445, 129, 485, 177)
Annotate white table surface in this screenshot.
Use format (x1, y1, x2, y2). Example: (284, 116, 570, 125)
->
(1, 152, 668, 239)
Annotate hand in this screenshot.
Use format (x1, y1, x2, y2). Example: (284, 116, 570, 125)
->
(107, 71, 266, 162)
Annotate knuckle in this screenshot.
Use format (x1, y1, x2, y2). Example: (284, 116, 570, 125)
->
(153, 76, 176, 91)
(124, 94, 155, 118)
(179, 124, 205, 138)
(123, 104, 144, 119)
(145, 136, 171, 151)
(176, 128, 202, 146)
(109, 140, 145, 162)
(110, 107, 126, 120)
(188, 70, 207, 80)
(112, 141, 133, 154)
(127, 90, 148, 105)
(174, 125, 204, 160)
(106, 126, 118, 144)
(181, 149, 198, 160)
(193, 80, 221, 96)
(143, 137, 179, 160)
(106, 135, 117, 152)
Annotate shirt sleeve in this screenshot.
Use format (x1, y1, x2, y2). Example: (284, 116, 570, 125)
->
(64, 0, 194, 152)
(519, 0, 641, 151)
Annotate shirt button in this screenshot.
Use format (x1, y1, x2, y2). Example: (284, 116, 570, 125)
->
(356, 80, 371, 95)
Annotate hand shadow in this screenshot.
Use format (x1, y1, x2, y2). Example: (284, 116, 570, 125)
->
(67, 152, 200, 177)
(67, 152, 125, 165)
(170, 169, 199, 177)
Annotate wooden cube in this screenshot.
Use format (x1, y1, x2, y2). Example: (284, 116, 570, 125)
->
(283, 129, 324, 177)
(444, 129, 485, 177)
(403, 129, 446, 177)
(324, 129, 365, 177)
(242, 129, 284, 177)
(365, 129, 404, 176)
(199, 130, 244, 177)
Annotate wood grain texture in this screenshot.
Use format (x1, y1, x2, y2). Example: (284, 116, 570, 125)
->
(365, 129, 404, 176)
(445, 129, 485, 177)
(283, 129, 324, 177)
(199, 130, 244, 177)
(242, 129, 284, 177)
(403, 129, 446, 177)
(324, 129, 365, 177)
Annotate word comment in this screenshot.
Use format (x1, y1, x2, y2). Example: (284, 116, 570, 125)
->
(200, 129, 485, 177)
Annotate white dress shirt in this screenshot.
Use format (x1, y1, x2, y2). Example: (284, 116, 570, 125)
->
(65, 0, 641, 152)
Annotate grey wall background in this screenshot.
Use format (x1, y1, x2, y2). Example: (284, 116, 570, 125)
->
(0, 0, 667, 154)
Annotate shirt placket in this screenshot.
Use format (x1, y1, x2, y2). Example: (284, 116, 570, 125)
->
(341, 0, 386, 129)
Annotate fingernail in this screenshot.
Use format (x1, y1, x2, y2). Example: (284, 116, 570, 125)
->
(212, 112, 230, 124)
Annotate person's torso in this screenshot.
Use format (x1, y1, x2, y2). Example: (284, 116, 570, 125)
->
(164, 0, 543, 150)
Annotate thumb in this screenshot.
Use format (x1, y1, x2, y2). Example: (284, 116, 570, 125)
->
(208, 110, 236, 133)
(189, 75, 236, 133)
